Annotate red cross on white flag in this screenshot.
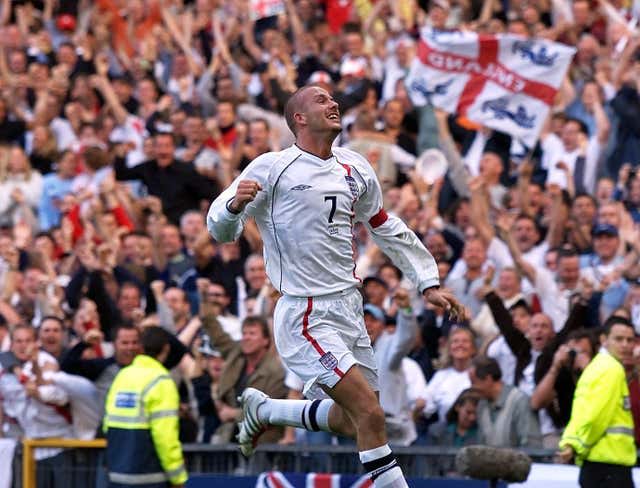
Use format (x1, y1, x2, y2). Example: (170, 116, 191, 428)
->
(405, 29, 576, 146)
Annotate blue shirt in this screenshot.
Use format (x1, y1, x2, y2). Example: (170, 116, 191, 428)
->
(39, 174, 74, 230)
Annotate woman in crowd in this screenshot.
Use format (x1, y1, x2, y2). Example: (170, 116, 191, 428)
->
(0, 145, 43, 229)
(414, 327, 477, 431)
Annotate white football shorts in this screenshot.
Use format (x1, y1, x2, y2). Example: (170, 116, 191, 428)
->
(273, 287, 379, 400)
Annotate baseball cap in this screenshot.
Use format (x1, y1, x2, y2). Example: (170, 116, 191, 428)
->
(56, 14, 76, 32)
(198, 342, 222, 358)
(363, 304, 386, 322)
(592, 223, 619, 237)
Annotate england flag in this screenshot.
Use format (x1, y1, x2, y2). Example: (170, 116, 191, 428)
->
(405, 29, 576, 146)
(255, 471, 373, 488)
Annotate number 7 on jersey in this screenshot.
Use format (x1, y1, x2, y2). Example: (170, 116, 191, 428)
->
(324, 195, 337, 223)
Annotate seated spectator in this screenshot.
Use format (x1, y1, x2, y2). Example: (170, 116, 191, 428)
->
(200, 292, 287, 444)
(470, 356, 542, 448)
(188, 336, 224, 443)
(415, 327, 476, 426)
(428, 388, 480, 447)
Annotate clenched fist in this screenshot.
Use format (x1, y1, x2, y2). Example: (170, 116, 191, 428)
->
(228, 180, 262, 214)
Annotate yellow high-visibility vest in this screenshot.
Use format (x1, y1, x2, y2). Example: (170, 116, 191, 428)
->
(560, 351, 636, 467)
(104, 355, 187, 486)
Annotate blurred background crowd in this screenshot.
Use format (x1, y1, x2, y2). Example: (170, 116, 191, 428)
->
(0, 0, 639, 477)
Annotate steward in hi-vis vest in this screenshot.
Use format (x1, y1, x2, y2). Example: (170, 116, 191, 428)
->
(559, 317, 636, 488)
(104, 328, 187, 488)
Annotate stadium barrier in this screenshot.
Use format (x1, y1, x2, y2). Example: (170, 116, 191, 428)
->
(15, 438, 560, 488)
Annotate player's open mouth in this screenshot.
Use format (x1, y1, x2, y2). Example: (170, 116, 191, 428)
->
(327, 113, 340, 120)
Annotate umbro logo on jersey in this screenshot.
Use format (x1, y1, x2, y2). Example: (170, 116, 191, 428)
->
(291, 184, 312, 191)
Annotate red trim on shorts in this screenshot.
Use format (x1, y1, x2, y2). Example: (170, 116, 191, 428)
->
(302, 297, 345, 378)
(368, 208, 388, 228)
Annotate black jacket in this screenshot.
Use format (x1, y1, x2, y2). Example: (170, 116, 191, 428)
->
(114, 157, 217, 224)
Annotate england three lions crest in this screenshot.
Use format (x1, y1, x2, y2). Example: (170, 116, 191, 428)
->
(319, 352, 339, 371)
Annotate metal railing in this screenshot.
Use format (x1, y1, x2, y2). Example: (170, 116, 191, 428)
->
(13, 438, 561, 488)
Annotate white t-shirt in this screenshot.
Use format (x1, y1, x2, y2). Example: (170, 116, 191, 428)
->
(542, 133, 601, 193)
(208, 145, 439, 297)
(420, 367, 471, 423)
(487, 335, 518, 386)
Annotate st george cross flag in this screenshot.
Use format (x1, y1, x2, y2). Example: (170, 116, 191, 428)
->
(255, 471, 373, 488)
(405, 29, 576, 146)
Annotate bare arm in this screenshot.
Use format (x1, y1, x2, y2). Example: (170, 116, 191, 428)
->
(0, 300, 20, 326)
(362, 0, 390, 36)
(161, 6, 203, 76)
(0, 0, 10, 26)
(554, 74, 577, 112)
(496, 212, 537, 284)
(516, 161, 533, 217)
(241, 17, 264, 63)
(434, 109, 471, 198)
(613, 37, 640, 89)
(478, 0, 498, 24)
(177, 316, 203, 347)
(592, 100, 610, 145)
(92, 55, 129, 125)
(531, 345, 570, 409)
(545, 187, 569, 249)
(283, 0, 305, 52)
(469, 177, 496, 246)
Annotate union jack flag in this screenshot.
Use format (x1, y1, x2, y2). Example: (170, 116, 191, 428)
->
(255, 471, 372, 488)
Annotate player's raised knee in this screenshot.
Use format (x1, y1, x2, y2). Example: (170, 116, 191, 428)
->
(355, 402, 386, 433)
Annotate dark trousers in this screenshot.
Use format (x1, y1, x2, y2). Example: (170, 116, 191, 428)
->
(36, 451, 71, 488)
(579, 461, 635, 488)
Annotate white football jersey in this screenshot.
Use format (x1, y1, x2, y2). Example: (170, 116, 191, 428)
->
(207, 145, 439, 297)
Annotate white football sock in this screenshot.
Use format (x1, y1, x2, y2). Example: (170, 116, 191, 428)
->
(258, 398, 334, 432)
(359, 444, 408, 488)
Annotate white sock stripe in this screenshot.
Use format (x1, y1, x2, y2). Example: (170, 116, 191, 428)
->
(358, 444, 393, 464)
(369, 459, 398, 480)
(314, 399, 334, 432)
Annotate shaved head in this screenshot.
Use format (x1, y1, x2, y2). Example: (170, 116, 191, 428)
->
(284, 85, 317, 135)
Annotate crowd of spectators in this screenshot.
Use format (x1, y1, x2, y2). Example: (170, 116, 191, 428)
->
(0, 0, 639, 480)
